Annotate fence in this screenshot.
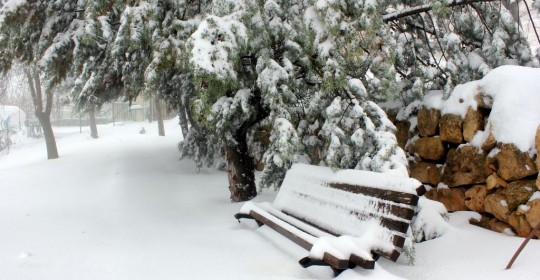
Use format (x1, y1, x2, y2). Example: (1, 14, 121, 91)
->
(51, 100, 172, 127)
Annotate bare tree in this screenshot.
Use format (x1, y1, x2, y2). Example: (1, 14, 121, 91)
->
(24, 66, 58, 159)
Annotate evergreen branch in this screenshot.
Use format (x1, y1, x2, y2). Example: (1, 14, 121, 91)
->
(383, 0, 499, 23)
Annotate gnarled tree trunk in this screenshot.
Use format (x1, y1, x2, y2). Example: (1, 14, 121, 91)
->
(225, 138, 257, 202)
(226, 88, 269, 202)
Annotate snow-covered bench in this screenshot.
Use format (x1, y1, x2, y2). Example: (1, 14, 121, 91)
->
(235, 163, 425, 275)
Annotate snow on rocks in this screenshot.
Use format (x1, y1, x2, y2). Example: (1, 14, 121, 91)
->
(395, 65, 540, 238)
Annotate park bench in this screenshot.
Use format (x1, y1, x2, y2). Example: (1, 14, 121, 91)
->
(235, 163, 426, 275)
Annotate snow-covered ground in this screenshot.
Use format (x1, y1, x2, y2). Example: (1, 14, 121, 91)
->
(1, 119, 539, 280)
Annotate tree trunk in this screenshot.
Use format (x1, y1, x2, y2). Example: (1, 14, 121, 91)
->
(225, 140, 257, 202)
(36, 112, 59, 159)
(24, 67, 58, 160)
(154, 96, 165, 136)
(88, 105, 98, 138)
(225, 88, 269, 202)
(178, 104, 189, 139)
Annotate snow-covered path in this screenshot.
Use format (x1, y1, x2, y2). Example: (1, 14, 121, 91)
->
(0, 119, 539, 280)
(0, 121, 336, 280)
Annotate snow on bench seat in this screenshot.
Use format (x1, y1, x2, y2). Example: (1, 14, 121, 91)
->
(235, 163, 423, 274)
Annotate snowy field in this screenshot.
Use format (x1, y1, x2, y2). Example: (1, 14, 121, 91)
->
(1, 118, 539, 280)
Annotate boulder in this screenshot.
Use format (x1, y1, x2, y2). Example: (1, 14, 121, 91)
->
(488, 218, 515, 235)
(490, 144, 538, 181)
(464, 185, 488, 212)
(417, 107, 441, 137)
(463, 108, 484, 142)
(425, 188, 467, 212)
(440, 114, 463, 144)
(508, 212, 533, 238)
(525, 199, 540, 238)
(407, 137, 447, 161)
(486, 173, 508, 190)
(481, 132, 497, 151)
(395, 120, 411, 150)
(484, 193, 510, 222)
(501, 180, 535, 211)
(441, 145, 489, 187)
(409, 161, 442, 185)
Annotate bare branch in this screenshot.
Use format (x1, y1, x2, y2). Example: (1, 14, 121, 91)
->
(383, 0, 499, 23)
(523, 0, 540, 45)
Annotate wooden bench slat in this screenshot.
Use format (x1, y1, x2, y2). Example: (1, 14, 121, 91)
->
(249, 210, 312, 251)
(248, 210, 377, 270)
(285, 193, 412, 235)
(328, 182, 420, 206)
(255, 207, 403, 263)
(294, 190, 416, 221)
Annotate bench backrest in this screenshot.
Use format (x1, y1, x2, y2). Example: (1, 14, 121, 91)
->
(273, 163, 423, 260)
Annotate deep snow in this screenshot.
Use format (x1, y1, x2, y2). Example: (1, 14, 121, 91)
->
(0, 119, 539, 279)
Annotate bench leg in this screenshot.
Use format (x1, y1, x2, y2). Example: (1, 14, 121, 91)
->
(234, 213, 264, 227)
(299, 256, 355, 276)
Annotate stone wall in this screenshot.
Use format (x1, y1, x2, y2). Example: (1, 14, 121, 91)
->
(393, 103, 540, 238)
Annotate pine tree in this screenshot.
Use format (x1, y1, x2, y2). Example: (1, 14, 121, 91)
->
(188, 0, 328, 199)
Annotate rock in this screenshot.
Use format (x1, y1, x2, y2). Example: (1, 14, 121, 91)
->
(409, 161, 442, 185)
(508, 212, 533, 238)
(395, 120, 410, 150)
(441, 145, 489, 187)
(440, 114, 463, 144)
(474, 91, 493, 109)
(481, 132, 496, 151)
(464, 185, 488, 212)
(491, 144, 538, 181)
(525, 199, 540, 237)
(484, 193, 510, 222)
(383, 107, 399, 124)
(501, 180, 535, 211)
(486, 173, 508, 190)
(425, 188, 467, 212)
(469, 213, 491, 229)
(488, 218, 515, 235)
(407, 137, 447, 161)
(463, 108, 484, 142)
(417, 107, 441, 137)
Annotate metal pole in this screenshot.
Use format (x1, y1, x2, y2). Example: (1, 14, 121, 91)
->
(506, 221, 540, 269)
